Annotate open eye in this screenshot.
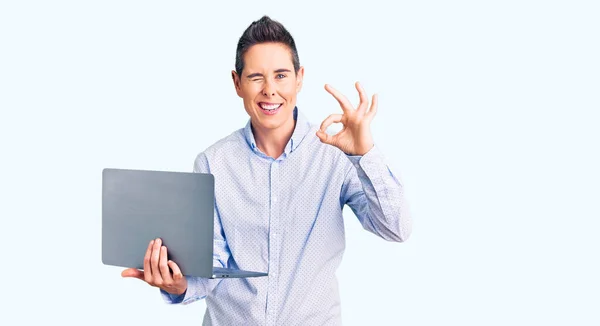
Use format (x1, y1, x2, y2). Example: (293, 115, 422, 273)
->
(276, 73, 286, 79)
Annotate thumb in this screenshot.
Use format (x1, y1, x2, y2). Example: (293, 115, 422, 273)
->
(121, 268, 144, 280)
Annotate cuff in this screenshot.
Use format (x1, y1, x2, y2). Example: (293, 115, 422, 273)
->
(159, 277, 205, 305)
(345, 145, 384, 172)
(160, 288, 186, 304)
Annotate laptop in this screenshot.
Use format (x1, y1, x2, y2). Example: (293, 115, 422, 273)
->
(102, 168, 268, 279)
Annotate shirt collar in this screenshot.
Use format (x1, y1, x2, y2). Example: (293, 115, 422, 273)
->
(244, 106, 311, 155)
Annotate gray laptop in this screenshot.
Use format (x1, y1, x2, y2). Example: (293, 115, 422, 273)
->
(102, 168, 268, 279)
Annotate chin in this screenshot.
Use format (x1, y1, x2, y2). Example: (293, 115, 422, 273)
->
(258, 118, 285, 130)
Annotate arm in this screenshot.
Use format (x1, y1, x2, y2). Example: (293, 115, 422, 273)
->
(160, 152, 232, 304)
(341, 145, 412, 242)
(316, 82, 412, 242)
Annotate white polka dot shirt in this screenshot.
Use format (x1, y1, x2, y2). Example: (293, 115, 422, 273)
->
(160, 107, 412, 325)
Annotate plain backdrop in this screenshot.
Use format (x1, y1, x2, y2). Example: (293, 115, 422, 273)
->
(1, 1, 598, 325)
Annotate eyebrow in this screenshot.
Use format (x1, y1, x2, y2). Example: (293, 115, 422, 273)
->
(246, 69, 292, 79)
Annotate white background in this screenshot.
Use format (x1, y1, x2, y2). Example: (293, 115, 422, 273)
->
(1, 1, 598, 325)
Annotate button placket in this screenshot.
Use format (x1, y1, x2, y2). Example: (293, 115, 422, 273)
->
(266, 160, 280, 326)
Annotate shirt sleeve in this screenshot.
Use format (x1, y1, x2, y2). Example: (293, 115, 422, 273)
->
(159, 152, 232, 304)
(340, 145, 412, 242)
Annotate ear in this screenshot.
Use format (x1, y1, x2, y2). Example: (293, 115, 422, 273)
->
(231, 70, 243, 98)
(296, 66, 304, 93)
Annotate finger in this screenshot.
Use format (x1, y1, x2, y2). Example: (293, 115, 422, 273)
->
(150, 238, 163, 284)
(168, 260, 184, 281)
(316, 130, 333, 145)
(367, 94, 378, 120)
(159, 246, 174, 284)
(319, 114, 343, 133)
(355, 82, 369, 114)
(324, 84, 353, 112)
(122, 268, 145, 280)
(143, 239, 154, 281)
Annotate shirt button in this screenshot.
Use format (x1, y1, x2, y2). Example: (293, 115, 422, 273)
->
(272, 196, 278, 202)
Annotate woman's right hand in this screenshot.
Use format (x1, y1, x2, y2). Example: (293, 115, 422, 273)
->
(121, 238, 187, 296)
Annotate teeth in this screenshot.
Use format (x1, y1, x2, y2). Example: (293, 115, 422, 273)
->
(260, 103, 281, 110)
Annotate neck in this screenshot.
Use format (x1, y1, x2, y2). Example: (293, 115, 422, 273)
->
(252, 116, 296, 159)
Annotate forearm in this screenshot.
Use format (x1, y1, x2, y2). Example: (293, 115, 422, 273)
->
(345, 145, 412, 242)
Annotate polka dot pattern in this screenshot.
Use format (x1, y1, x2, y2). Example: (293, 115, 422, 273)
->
(160, 107, 412, 326)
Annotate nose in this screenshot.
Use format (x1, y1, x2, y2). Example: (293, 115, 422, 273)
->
(262, 80, 276, 96)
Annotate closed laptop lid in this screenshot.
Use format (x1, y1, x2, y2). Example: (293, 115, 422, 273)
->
(102, 168, 214, 278)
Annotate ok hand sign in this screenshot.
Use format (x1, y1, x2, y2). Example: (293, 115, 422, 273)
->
(316, 82, 378, 156)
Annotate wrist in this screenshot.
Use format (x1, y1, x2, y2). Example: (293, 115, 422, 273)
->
(170, 286, 187, 296)
(353, 143, 374, 156)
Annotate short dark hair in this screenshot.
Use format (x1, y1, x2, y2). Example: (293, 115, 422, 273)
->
(235, 15, 300, 77)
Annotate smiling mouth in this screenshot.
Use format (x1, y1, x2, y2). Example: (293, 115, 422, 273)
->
(258, 102, 283, 111)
